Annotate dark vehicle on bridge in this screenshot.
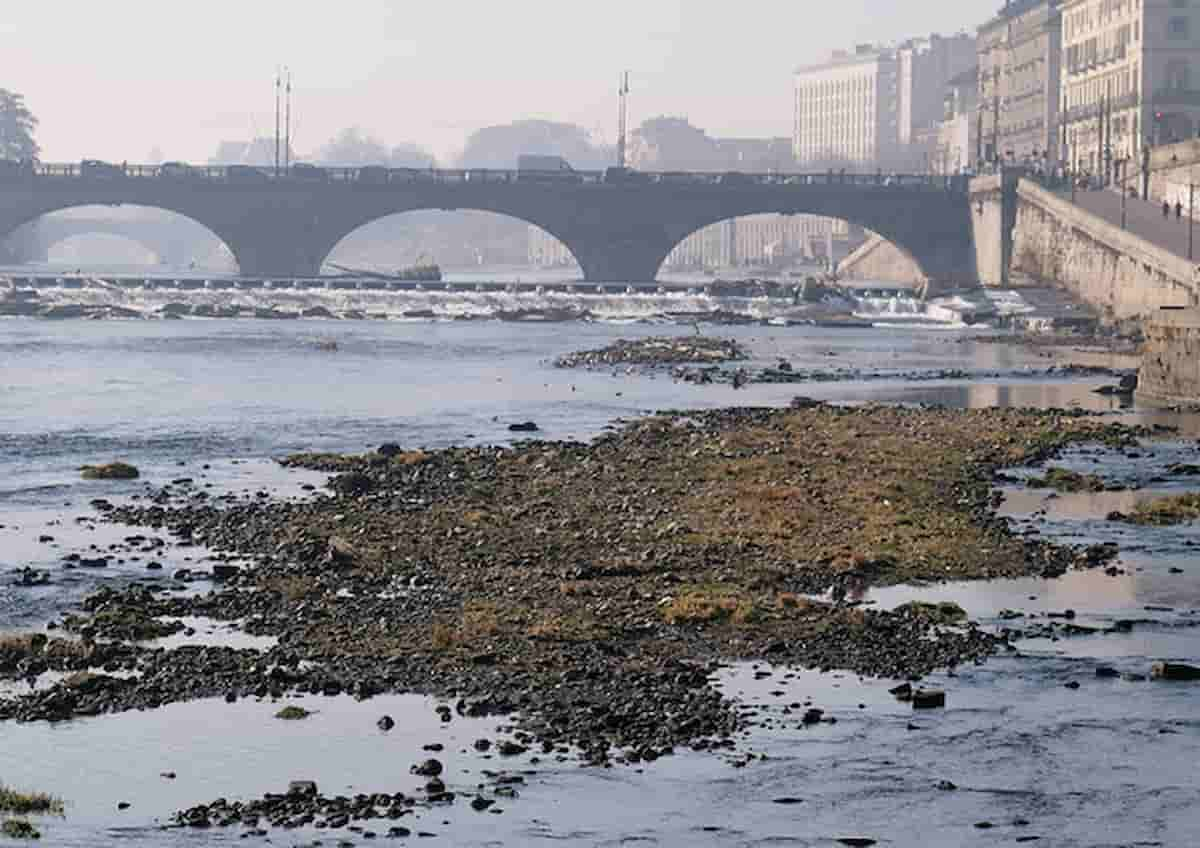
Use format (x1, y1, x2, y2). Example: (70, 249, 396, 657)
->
(290, 163, 328, 181)
(356, 166, 390, 184)
(157, 161, 198, 180)
(0, 159, 34, 180)
(603, 166, 651, 185)
(517, 155, 582, 184)
(81, 159, 126, 180)
(226, 165, 271, 183)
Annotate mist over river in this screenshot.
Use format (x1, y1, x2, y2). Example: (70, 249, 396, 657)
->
(1, 316, 1198, 847)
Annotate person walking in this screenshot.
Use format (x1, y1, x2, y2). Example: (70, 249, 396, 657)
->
(1177, 201, 1185, 220)
(1164, 200, 1172, 219)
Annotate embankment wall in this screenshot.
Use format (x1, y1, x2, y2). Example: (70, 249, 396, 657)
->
(1011, 179, 1198, 320)
(1138, 308, 1200, 406)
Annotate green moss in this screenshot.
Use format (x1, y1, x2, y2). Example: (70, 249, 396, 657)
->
(0, 785, 63, 816)
(80, 462, 140, 481)
(275, 706, 313, 721)
(1125, 493, 1200, 526)
(896, 602, 968, 625)
(1025, 468, 1107, 493)
(1, 819, 41, 840)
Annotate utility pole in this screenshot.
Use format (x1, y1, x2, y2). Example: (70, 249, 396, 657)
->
(285, 68, 293, 172)
(1190, 179, 1195, 261)
(616, 71, 630, 169)
(274, 68, 282, 178)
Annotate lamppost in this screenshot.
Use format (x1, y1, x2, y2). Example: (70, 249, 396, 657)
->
(1118, 158, 1129, 230)
(1190, 170, 1196, 261)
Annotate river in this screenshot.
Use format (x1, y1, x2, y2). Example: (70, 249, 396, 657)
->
(1, 314, 1197, 846)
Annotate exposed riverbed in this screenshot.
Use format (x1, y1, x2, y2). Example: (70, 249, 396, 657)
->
(1, 318, 1197, 847)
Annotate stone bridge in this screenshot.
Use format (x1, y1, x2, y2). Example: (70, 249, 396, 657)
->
(0, 166, 975, 282)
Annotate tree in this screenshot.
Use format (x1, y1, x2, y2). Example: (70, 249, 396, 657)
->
(0, 89, 39, 161)
(457, 120, 610, 170)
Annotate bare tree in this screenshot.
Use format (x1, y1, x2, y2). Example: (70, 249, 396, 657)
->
(0, 89, 39, 161)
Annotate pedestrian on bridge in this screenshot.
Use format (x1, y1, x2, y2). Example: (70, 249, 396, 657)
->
(1176, 201, 1185, 220)
(1164, 200, 1172, 219)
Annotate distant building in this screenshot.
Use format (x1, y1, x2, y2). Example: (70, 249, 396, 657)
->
(794, 34, 974, 169)
(977, 0, 1063, 167)
(1061, 0, 1200, 180)
(794, 45, 900, 167)
(934, 67, 980, 174)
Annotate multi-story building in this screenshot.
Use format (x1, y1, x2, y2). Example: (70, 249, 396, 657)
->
(934, 67, 980, 173)
(794, 35, 974, 170)
(662, 216, 856, 272)
(794, 46, 901, 167)
(977, 0, 1063, 166)
(1061, 0, 1200, 181)
(897, 34, 979, 149)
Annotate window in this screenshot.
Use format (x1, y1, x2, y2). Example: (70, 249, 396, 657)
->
(1168, 16, 1189, 39)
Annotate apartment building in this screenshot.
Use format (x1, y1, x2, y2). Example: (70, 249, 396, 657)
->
(977, 0, 1063, 165)
(1061, 0, 1200, 179)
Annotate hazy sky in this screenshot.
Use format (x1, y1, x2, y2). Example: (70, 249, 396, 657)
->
(4, 1, 997, 164)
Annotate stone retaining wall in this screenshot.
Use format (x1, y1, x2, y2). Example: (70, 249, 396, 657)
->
(1012, 180, 1198, 320)
(1138, 308, 1200, 406)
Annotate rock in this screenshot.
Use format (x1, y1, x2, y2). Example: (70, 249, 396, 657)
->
(80, 462, 140, 480)
(889, 683, 913, 701)
(377, 715, 395, 731)
(377, 443, 404, 458)
(772, 797, 804, 805)
(330, 472, 375, 497)
(1095, 666, 1120, 679)
(424, 777, 446, 794)
(473, 739, 492, 752)
(507, 422, 540, 433)
(801, 708, 824, 725)
(497, 741, 527, 756)
(935, 780, 957, 791)
(470, 796, 494, 812)
(211, 564, 240, 581)
(412, 758, 443, 777)
(326, 536, 358, 568)
(288, 780, 319, 797)
(1151, 662, 1200, 681)
(911, 689, 946, 709)
(837, 840, 877, 847)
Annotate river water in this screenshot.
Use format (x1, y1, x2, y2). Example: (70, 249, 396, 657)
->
(1, 313, 1198, 847)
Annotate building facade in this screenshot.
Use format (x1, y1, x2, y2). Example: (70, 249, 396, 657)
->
(934, 67, 980, 173)
(1061, 0, 1200, 181)
(794, 46, 901, 167)
(977, 0, 1063, 166)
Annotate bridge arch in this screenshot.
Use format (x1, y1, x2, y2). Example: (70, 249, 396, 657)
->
(2, 204, 237, 273)
(319, 208, 582, 277)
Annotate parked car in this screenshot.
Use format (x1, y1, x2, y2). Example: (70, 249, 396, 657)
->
(81, 159, 125, 179)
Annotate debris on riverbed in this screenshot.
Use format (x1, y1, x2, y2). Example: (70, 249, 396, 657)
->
(0, 406, 1147, 768)
(554, 336, 748, 369)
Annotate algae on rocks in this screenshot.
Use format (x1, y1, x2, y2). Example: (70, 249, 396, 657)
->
(80, 462, 140, 481)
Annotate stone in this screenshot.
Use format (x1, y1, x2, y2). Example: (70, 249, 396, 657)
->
(497, 741, 527, 756)
(378, 443, 404, 458)
(288, 780, 318, 797)
(911, 689, 945, 709)
(326, 536, 358, 568)
(80, 462, 140, 480)
(1095, 666, 1120, 679)
(377, 715, 395, 731)
(889, 683, 913, 701)
(412, 758, 443, 777)
(1151, 662, 1200, 681)
(211, 564, 240, 581)
(507, 422, 540, 433)
(470, 796, 494, 812)
(772, 797, 804, 805)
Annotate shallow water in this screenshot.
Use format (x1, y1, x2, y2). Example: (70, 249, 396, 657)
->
(1, 317, 1198, 846)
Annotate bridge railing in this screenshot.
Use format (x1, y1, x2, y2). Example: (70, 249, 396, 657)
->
(6, 162, 968, 193)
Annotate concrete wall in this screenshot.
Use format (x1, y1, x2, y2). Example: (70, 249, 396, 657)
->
(1138, 308, 1200, 406)
(837, 232, 927, 287)
(1011, 179, 1198, 320)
